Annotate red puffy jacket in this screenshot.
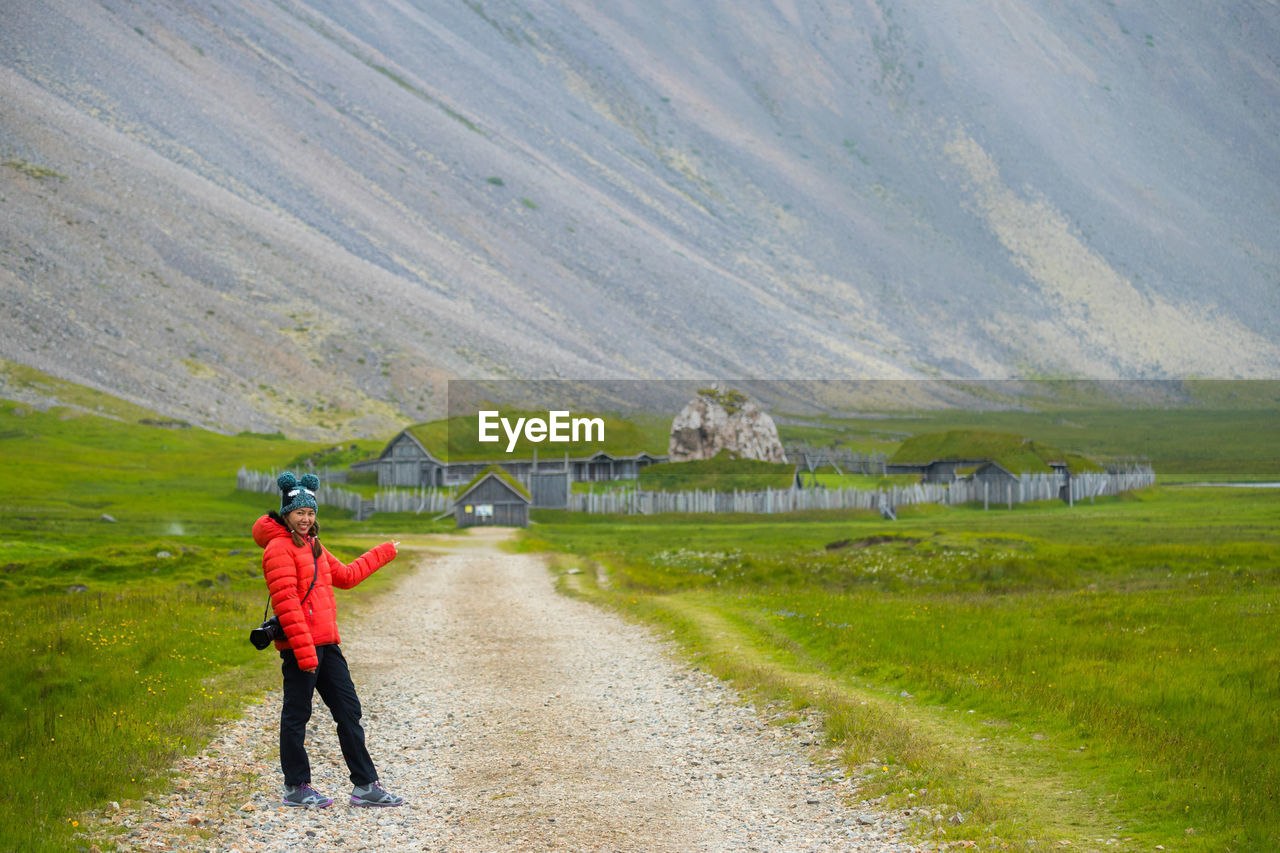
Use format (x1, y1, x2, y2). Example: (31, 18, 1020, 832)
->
(252, 513, 397, 671)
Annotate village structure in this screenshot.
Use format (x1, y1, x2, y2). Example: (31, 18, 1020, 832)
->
(885, 457, 1076, 496)
(452, 465, 532, 528)
(353, 427, 665, 509)
(881, 430, 1109, 505)
(237, 391, 1156, 526)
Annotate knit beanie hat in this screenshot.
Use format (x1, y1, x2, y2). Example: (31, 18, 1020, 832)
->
(278, 472, 320, 515)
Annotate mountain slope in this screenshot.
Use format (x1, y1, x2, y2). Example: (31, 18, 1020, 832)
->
(2, 0, 1278, 434)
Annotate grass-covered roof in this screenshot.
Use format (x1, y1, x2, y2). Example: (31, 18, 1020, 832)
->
(404, 411, 668, 462)
(639, 451, 796, 492)
(891, 430, 1102, 474)
(456, 464, 531, 500)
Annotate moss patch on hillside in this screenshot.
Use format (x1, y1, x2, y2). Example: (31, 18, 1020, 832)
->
(0, 357, 158, 422)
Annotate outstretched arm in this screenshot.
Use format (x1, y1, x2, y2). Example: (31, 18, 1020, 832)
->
(327, 541, 399, 590)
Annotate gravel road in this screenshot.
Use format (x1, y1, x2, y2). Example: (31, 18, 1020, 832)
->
(102, 530, 915, 852)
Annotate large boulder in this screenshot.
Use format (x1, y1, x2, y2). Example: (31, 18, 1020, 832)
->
(668, 389, 787, 463)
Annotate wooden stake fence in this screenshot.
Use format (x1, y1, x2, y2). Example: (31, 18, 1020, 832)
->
(568, 467, 1154, 515)
(236, 469, 451, 516)
(239, 467, 1154, 519)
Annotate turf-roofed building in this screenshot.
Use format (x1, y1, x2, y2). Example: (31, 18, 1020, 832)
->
(358, 416, 669, 507)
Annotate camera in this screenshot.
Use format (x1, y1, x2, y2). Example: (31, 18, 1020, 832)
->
(250, 616, 283, 650)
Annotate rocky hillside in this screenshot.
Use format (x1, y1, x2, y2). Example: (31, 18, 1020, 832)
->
(2, 0, 1277, 435)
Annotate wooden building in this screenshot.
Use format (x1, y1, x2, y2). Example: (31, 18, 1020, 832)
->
(962, 461, 1019, 487)
(951, 460, 1076, 493)
(454, 466, 530, 528)
(369, 428, 666, 493)
(374, 430, 448, 487)
(886, 458, 990, 483)
(886, 431, 1090, 502)
(571, 451, 664, 482)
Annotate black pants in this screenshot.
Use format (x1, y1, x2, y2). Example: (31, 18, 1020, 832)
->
(279, 644, 378, 787)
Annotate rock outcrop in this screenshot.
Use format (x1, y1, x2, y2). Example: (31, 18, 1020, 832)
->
(668, 389, 787, 463)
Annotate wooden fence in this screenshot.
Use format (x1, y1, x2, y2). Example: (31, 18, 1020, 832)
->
(569, 467, 1155, 515)
(372, 487, 452, 515)
(237, 468, 364, 514)
(572, 484, 929, 514)
(943, 468, 1156, 509)
(787, 444, 890, 477)
(239, 466, 1155, 519)
(236, 469, 451, 517)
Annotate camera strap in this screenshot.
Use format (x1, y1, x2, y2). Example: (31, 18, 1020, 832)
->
(260, 547, 320, 621)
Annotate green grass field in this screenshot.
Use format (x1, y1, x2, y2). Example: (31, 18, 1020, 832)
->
(525, 487, 1280, 850)
(778, 406, 1280, 483)
(0, 397, 440, 852)
(3, 371, 1279, 851)
(3, 543, 282, 851)
(0, 535, 411, 853)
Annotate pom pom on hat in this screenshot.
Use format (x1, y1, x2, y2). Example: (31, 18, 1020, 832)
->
(278, 471, 319, 515)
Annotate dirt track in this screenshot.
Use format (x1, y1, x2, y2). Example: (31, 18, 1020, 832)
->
(105, 529, 911, 851)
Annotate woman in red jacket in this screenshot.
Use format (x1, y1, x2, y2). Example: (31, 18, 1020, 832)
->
(254, 471, 404, 808)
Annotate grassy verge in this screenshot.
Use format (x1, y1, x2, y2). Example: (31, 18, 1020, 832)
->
(6, 375, 1279, 849)
(0, 396, 436, 851)
(2, 543, 272, 852)
(524, 486, 1280, 850)
(0, 534, 415, 853)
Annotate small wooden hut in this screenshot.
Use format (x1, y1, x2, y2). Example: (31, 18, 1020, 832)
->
(453, 465, 531, 528)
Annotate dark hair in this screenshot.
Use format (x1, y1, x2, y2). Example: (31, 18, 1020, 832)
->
(269, 510, 322, 558)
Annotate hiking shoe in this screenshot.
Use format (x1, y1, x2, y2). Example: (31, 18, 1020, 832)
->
(281, 783, 333, 808)
(350, 781, 405, 807)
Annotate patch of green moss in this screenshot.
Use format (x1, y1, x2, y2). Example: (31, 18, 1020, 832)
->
(695, 387, 749, 415)
(4, 159, 66, 180)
